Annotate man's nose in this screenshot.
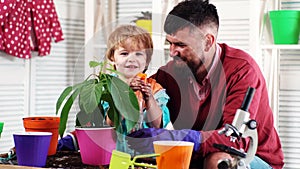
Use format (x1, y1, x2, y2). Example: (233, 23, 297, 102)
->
(169, 44, 179, 57)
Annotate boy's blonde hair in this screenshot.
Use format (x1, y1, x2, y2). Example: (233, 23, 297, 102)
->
(106, 25, 153, 66)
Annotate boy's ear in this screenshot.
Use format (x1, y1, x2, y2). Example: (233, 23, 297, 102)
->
(108, 59, 116, 70)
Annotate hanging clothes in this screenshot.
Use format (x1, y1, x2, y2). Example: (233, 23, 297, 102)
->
(0, 0, 16, 51)
(0, 0, 64, 59)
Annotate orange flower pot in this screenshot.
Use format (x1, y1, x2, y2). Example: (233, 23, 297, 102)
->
(23, 116, 60, 156)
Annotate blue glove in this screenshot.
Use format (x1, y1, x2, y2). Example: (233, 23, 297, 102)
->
(126, 128, 201, 154)
(57, 133, 78, 151)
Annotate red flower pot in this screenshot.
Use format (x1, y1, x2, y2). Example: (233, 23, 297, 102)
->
(23, 116, 60, 156)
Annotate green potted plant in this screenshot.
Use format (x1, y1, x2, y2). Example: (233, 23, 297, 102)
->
(55, 61, 140, 165)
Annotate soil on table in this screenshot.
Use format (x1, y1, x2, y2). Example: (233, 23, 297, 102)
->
(46, 151, 107, 169)
(0, 150, 157, 168)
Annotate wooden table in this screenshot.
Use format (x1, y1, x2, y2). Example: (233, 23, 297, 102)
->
(0, 164, 43, 168)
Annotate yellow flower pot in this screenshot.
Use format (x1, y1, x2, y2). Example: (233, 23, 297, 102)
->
(136, 19, 152, 35)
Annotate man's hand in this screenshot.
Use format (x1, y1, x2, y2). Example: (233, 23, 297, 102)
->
(126, 128, 201, 154)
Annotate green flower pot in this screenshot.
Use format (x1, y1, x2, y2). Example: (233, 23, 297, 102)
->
(269, 10, 300, 44)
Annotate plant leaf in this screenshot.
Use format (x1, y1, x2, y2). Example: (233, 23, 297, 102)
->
(94, 83, 103, 102)
(76, 104, 105, 127)
(56, 86, 73, 115)
(56, 80, 95, 115)
(89, 61, 101, 68)
(125, 88, 141, 132)
(79, 82, 102, 115)
(107, 102, 122, 132)
(108, 76, 139, 132)
(91, 104, 105, 127)
(125, 119, 137, 133)
(58, 88, 80, 137)
(76, 110, 90, 127)
(101, 91, 121, 131)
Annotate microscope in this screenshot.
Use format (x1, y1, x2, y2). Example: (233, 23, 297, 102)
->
(214, 87, 258, 169)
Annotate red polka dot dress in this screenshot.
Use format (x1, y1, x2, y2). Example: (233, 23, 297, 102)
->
(0, 0, 64, 59)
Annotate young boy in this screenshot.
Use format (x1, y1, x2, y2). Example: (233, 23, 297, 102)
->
(104, 25, 173, 155)
(58, 25, 173, 155)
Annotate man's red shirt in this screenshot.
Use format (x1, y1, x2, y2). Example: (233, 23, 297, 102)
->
(151, 43, 284, 169)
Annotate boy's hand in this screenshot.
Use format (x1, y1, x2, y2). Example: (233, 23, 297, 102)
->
(130, 73, 152, 101)
(137, 73, 147, 82)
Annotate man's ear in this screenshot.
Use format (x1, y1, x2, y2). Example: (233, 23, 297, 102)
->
(204, 34, 215, 52)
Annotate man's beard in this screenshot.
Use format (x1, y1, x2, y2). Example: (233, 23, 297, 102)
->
(172, 56, 194, 78)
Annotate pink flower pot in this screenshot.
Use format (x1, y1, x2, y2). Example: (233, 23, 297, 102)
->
(75, 127, 117, 165)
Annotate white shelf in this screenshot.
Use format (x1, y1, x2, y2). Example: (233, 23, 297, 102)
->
(261, 44, 300, 50)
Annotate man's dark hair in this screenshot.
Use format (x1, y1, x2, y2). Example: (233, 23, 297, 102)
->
(164, 0, 219, 34)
